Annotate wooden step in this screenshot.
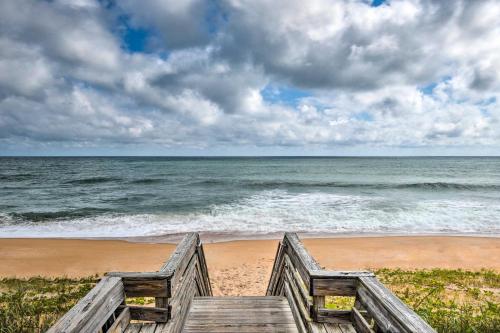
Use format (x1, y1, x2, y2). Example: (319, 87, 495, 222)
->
(182, 296, 300, 332)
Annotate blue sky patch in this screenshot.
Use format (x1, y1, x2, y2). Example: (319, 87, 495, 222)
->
(371, 0, 386, 7)
(354, 112, 374, 122)
(420, 82, 438, 95)
(261, 85, 312, 107)
(118, 15, 152, 53)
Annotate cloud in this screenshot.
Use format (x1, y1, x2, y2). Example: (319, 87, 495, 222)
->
(0, 0, 499, 154)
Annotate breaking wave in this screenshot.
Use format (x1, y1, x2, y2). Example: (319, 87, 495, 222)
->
(1, 190, 499, 238)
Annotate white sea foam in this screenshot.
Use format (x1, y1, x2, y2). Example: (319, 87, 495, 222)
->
(1, 190, 499, 238)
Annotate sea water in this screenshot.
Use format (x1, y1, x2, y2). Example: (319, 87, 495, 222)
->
(0, 157, 499, 238)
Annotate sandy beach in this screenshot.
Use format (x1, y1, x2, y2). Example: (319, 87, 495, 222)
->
(1, 236, 499, 295)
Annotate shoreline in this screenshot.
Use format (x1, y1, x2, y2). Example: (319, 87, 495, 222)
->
(1, 231, 499, 244)
(0, 236, 500, 295)
(1, 235, 499, 295)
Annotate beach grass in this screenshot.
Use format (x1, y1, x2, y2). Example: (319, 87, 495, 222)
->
(1, 269, 499, 333)
(327, 268, 500, 333)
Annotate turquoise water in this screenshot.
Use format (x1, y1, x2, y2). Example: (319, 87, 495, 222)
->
(0, 157, 499, 238)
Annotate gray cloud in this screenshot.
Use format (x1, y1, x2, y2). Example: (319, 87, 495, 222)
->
(0, 0, 499, 154)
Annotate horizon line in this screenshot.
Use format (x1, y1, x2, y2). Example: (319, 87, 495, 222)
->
(1, 155, 500, 158)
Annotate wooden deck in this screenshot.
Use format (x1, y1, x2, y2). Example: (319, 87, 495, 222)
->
(183, 296, 299, 332)
(47, 233, 436, 333)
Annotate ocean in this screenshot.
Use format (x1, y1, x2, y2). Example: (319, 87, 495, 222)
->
(0, 157, 499, 239)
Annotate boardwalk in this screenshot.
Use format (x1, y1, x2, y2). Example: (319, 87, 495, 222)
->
(47, 233, 436, 333)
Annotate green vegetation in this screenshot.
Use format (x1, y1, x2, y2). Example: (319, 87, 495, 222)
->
(374, 268, 500, 333)
(326, 268, 499, 333)
(1, 269, 499, 333)
(0, 276, 98, 333)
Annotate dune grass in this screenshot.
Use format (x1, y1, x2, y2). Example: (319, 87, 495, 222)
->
(326, 268, 500, 333)
(1, 269, 499, 333)
(0, 276, 98, 333)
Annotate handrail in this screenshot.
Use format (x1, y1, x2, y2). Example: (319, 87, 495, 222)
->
(48, 233, 212, 333)
(46, 277, 125, 333)
(267, 233, 436, 333)
(48, 232, 434, 333)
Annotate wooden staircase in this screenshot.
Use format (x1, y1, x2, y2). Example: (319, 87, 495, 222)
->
(47, 233, 436, 333)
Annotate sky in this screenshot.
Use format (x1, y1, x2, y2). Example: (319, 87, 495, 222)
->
(0, 0, 499, 156)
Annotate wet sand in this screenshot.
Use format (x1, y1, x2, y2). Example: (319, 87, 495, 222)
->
(0, 236, 498, 295)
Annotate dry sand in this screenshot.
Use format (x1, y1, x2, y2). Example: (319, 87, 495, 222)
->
(0, 236, 498, 295)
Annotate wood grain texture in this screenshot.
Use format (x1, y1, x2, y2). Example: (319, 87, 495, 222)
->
(47, 276, 124, 333)
(358, 277, 436, 333)
(182, 296, 299, 333)
(106, 307, 130, 333)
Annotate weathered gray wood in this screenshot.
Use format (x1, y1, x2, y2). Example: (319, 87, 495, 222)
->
(139, 323, 158, 333)
(164, 253, 200, 333)
(309, 322, 329, 333)
(271, 246, 287, 296)
(356, 283, 406, 332)
(126, 305, 169, 322)
(106, 307, 130, 333)
(323, 323, 343, 333)
(196, 243, 212, 296)
(285, 266, 312, 323)
(283, 233, 321, 290)
(283, 282, 308, 333)
(352, 307, 375, 333)
(107, 272, 171, 298)
(160, 233, 198, 279)
(338, 323, 357, 333)
(315, 309, 352, 324)
(266, 242, 285, 296)
(183, 296, 299, 333)
(310, 271, 374, 279)
(156, 233, 199, 308)
(47, 276, 124, 333)
(123, 323, 143, 333)
(312, 277, 358, 296)
(283, 253, 312, 311)
(358, 277, 436, 332)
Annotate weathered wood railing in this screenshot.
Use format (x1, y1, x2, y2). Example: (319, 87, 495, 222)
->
(267, 233, 436, 333)
(48, 232, 434, 333)
(47, 233, 211, 333)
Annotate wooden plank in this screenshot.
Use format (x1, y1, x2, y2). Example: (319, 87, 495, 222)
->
(266, 242, 284, 295)
(283, 233, 321, 291)
(47, 276, 124, 333)
(339, 323, 357, 333)
(310, 271, 374, 279)
(184, 296, 299, 333)
(283, 253, 312, 311)
(196, 243, 212, 296)
(107, 272, 171, 298)
(359, 277, 436, 332)
(139, 323, 158, 333)
(166, 254, 199, 333)
(312, 277, 358, 296)
(284, 280, 308, 333)
(352, 307, 375, 333)
(285, 267, 312, 323)
(323, 323, 343, 333)
(127, 305, 169, 323)
(106, 307, 130, 333)
(272, 250, 287, 297)
(309, 322, 329, 333)
(156, 233, 198, 307)
(170, 279, 197, 333)
(160, 233, 198, 275)
(123, 323, 142, 333)
(315, 309, 352, 324)
(356, 283, 406, 332)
